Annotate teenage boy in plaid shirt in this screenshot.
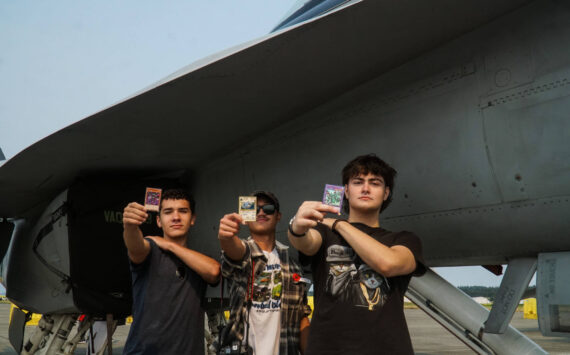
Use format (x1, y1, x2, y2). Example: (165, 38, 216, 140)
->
(218, 191, 311, 355)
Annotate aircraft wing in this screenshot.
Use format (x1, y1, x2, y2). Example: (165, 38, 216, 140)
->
(0, 0, 533, 217)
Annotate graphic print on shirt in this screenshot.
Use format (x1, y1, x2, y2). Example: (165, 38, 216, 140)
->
(252, 262, 282, 312)
(326, 244, 391, 311)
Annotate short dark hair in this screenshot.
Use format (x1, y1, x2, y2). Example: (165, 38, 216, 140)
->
(159, 189, 196, 214)
(341, 154, 397, 213)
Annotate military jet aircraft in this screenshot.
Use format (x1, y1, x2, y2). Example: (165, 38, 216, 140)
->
(1, 0, 569, 354)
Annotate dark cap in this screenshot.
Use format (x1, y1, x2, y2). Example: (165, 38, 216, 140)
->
(251, 190, 280, 212)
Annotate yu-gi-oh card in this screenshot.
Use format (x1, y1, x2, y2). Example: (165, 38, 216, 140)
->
(144, 187, 162, 212)
(323, 184, 344, 213)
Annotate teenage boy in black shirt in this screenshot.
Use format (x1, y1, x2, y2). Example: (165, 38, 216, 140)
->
(122, 189, 220, 354)
(288, 154, 426, 355)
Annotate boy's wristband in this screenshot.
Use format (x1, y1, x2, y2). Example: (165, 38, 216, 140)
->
(332, 219, 348, 232)
(288, 216, 306, 237)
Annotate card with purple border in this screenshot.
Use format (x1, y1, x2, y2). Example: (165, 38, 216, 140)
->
(323, 184, 344, 212)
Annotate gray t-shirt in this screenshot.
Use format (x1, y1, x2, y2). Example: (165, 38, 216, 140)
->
(124, 238, 206, 354)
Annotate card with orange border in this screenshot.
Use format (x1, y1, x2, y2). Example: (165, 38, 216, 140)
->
(144, 187, 162, 212)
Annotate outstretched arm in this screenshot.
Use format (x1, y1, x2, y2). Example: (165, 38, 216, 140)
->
(218, 213, 247, 261)
(147, 237, 220, 284)
(122, 202, 151, 264)
(287, 201, 338, 256)
(323, 219, 416, 277)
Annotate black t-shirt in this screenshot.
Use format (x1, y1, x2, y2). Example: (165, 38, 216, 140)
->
(124, 239, 207, 355)
(303, 222, 425, 355)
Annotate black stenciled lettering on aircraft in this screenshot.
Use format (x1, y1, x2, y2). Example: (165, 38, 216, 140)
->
(104, 210, 151, 224)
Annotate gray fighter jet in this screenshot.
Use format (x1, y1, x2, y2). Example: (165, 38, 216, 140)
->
(1, 1, 568, 354)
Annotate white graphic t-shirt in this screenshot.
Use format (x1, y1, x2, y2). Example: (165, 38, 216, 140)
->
(248, 248, 282, 355)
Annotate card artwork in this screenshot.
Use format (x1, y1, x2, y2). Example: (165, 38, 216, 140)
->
(144, 187, 162, 212)
(239, 196, 257, 222)
(323, 184, 344, 212)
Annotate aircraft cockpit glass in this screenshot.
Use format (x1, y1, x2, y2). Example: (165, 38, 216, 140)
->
(276, 0, 313, 24)
(272, 0, 352, 32)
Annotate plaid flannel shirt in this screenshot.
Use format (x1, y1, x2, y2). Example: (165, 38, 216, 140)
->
(221, 238, 311, 355)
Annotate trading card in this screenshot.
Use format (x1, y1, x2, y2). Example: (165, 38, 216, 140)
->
(323, 184, 344, 213)
(144, 187, 162, 212)
(239, 196, 257, 222)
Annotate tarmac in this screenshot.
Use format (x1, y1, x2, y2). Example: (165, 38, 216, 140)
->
(0, 303, 568, 354)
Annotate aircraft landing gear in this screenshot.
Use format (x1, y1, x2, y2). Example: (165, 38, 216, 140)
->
(18, 313, 117, 355)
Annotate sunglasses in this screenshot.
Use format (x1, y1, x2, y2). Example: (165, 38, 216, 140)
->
(256, 204, 276, 215)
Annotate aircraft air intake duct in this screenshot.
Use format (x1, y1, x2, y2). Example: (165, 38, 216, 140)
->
(0, 220, 14, 262)
(407, 269, 546, 355)
(66, 176, 179, 317)
(3, 175, 185, 316)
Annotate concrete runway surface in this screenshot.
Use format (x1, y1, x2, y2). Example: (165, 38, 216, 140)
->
(0, 303, 568, 354)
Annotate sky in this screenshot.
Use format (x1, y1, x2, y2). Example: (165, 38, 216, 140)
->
(0, 1, 536, 290)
